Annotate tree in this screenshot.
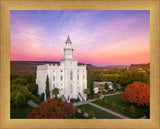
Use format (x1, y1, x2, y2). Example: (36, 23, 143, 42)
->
(129, 105, 135, 113)
(15, 91, 26, 108)
(11, 84, 31, 108)
(31, 83, 38, 95)
(27, 98, 76, 119)
(112, 101, 116, 107)
(38, 92, 45, 102)
(88, 111, 95, 118)
(81, 108, 85, 115)
(121, 81, 150, 106)
(52, 88, 59, 99)
(26, 83, 32, 91)
(113, 82, 117, 90)
(104, 83, 109, 90)
(87, 75, 94, 97)
(98, 84, 104, 97)
(103, 98, 108, 104)
(84, 88, 90, 99)
(45, 75, 50, 100)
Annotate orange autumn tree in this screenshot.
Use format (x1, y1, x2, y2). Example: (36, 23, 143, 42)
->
(121, 81, 150, 106)
(27, 98, 76, 119)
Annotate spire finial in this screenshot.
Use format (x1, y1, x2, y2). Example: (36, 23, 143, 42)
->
(65, 34, 72, 43)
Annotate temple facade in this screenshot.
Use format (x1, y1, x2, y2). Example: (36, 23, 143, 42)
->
(36, 36, 87, 101)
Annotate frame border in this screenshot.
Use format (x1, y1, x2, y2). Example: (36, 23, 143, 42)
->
(0, 0, 160, 128)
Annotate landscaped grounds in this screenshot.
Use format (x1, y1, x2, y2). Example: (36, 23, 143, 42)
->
(77, 104, 121, 119)
(92, 94, 149, 118)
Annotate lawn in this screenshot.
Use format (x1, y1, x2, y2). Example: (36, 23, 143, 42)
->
(77, 104, 121, 119)
(75, 111, 87, 119)
(10, 104, 35, 119)
(103, 94, 148, 114)
(92, 94, 149, 118)
(103, 89, 124, 95)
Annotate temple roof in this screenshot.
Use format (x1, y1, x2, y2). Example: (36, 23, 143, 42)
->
(65, 35, 72, 43)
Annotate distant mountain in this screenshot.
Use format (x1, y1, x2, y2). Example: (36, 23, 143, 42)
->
(129, 63, 150, 69)
(10, 61, 60, 73)
(105, 65, 129, 69)
(10, 61, 101, 73)
(10, 61, 150, 73)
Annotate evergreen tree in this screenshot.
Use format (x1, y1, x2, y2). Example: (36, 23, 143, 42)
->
(104, 83, 109, 90)
(45, 75, 50, 99)
(87, 76, 94, 96)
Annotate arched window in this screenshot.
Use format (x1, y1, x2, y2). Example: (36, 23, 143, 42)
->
(53, 76, 55, 81)
(77, 75, 79, 80)
(83, 75, 85, 80)
(61, 75, 63, 81)
(70, 84, 73, 94)
(70, 71, 73, 80)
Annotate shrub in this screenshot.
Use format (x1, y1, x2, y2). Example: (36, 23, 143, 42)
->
(81, 108, 85, 115)
(27, 98, 76, 119)
(129, 105, 135, 113)
(88, 111, 95, 119)
(112, 101, 116, 107)
(103, 98, 108, 104)
(120, 106, 125, 111)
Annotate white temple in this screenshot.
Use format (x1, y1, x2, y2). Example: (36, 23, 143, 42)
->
(36, 35, 87, 101)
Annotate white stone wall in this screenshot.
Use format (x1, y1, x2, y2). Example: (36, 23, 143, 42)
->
(36, 36, 87, 101)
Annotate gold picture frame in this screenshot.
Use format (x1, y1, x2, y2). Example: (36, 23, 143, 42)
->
(0, 0, 159, 128)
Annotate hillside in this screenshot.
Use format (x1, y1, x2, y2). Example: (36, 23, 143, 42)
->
(10, 61, 150, 73)
(10, 61, 103, 73)
(129, 63, 150, 69)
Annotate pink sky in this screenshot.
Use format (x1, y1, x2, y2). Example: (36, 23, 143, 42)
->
(10, 10, 150, 66)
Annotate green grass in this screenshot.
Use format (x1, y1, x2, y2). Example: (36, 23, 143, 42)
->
(92, 94, 149, 118)
(75, 111, 87, 119)
(103, 89, 124, 95)
(11, 104, 35, 119)
(77, 104, 121, 119)
(30, 95, 41, 105)
(103, 94, 149, 114)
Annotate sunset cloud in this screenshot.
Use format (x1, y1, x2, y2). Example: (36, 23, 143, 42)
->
(10, 10, 150, 66)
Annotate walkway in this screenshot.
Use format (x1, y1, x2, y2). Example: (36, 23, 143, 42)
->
(73, 92, 130, 119)
(27, 100, 39, 108)
(89, 103, 129, 119)
(73, 100, 90, 106)
(89, 92, 124, 102)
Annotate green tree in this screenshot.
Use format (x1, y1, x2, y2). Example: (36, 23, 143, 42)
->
(52, 88, 59, 99)
(87, 75, 94, 97)
(98, 84, 104, 97)
(38, 92, 45, 102)
(84, 88, 90, 99)
(103, 98, 108, 104)
(129, 105, 135, 113)
(31, 83, 38, 95)
(113, 82, 117, 90)
(81, 108, 85, 115)
(112, 101, 116, 107)
(45, 75, 50, 100)
(15, 91, 26, 108)
(88, 111, 95, 118)
(104, 83, 109, 90)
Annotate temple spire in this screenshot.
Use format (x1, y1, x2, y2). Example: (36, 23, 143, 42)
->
(64, 35, 73, 59)
(65, 34, 72, 43)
